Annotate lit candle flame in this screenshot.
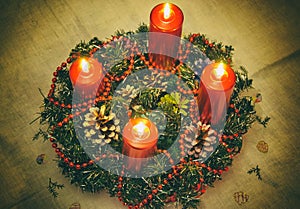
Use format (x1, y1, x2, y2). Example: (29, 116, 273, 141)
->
(164, 3, 171, 19)
(132, 122, 150, 140)
(214, 63, 226, 79)
(81, 59, 89, 73)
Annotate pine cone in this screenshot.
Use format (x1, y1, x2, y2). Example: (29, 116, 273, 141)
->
(185, 122, 217, 160)
(83, 105, 121, 146)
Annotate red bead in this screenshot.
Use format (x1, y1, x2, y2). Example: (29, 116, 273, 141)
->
(224, 167, 229, 171)
(51, 84, 56, 89)
(52, 78, 57, 83)
(53, 72, 58, 77)
(201, 189, 206, 194)
(117, 184, 122, 189)
(168, 174, 172, 179)
(88, 160, 94, 165)
(148, 194, 153, 200)
(63, 118, 68, 123)
(75, 164, 81, 170)
(69, 162, 74, 167)
(163, 179, 168, 185)
(54, 101, 59, 106)
(82, 163, 87, 168)
(52, 143, 57, 148)
(67, 57, 72, 63)
(152, 189, 158, 194)
(235, 109, 239, 113)
(158, 184, 163, 190)
(57, 66, 62, 71)
(200, 178, 204, 183)
(49, 137, 55, 142)
(64, 158, 69, 163)
(55, 148, 60, 153)
(142, 199, 148, 204)
(205, 40, 209, 45)
(57, 122, 63, 127)
(61, 62, 67, 67)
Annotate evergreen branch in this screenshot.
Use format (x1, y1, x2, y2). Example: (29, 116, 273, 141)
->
(32, 129, 48, 141)
(47, 178, 64, 198)
(255, 116, 271, 128)
(247, 165, 262, 180)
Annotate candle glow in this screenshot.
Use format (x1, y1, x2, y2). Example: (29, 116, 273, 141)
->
(164, 3, 171, 19)
(213, 63, 228, 79)
(132, 122, 150, 140)
(81, 59, 89, 73)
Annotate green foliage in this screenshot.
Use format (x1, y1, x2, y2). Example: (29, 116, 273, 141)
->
(255, 116, 271, 128)
(247, 165, 262, 180)
(158, 92, 189, 116)
(185, 33, 234, 63)
(47, 178, 64, 198)
(33, 26, 269, 209)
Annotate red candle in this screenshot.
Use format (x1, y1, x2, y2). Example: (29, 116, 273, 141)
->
(149, 3, 184, 68)
(197, 63, 236, 126)
(69, 57, 104, 97)
(122, 118, 158, 172)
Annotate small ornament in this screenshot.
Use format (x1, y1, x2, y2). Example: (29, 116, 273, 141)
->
(233, 191, 249, 205)
(256, 140, 268, 153)
(36, 154, 46, 164)
(255, 93, 262, 103)
(69, 202, 81, 209)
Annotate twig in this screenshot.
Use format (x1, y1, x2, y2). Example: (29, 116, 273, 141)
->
(247, 165, 262, 180)
(47, 178, 64, 198)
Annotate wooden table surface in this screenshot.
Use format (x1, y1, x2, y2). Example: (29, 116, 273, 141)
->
(0, 0, 299, 208)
